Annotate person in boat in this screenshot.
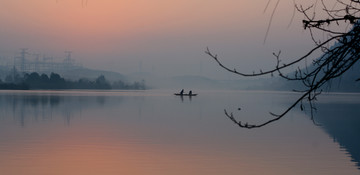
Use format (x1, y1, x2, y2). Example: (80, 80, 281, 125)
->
(189, 90, 192, 96)
(180, 89, 184, 95)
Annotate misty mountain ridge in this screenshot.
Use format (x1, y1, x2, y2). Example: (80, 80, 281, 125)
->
(57, 68, 126, 82)
(126, 71, 287, 90)
(127, 66, 359, 92)
(1, 58, 358, 92)
(280, 37, 360, 93)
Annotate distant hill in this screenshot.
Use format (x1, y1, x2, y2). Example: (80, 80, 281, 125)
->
(126, 72, 283, 90)
(169, 75, 220, 89)
(56, 68, 126, 82)
(126, 73, 223, 89)
(324, 61, 360, 92)
(55, 67, 360, 92)
(301, 35, 360, 92)
(277, 53, 360, 93)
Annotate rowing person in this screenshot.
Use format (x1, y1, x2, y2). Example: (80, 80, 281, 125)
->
(180, 89, 184, 95)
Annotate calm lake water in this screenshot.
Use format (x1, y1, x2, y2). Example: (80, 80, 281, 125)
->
(0, 90, 359, 175)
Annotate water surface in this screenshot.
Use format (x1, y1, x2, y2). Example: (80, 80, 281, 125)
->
(0, 90, 359, 175)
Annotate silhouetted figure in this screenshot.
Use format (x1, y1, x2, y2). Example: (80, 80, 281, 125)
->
(189, 90, 192, 96)
(180, 89, 184, 95)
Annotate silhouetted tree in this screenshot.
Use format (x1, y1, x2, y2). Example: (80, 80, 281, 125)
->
(4, 67, 22, 84)
(40, 74, 50, 82)
(24, 72, 41, 89)
(4, 75, 13, 83)
(95, 75, 111, 89)
(206, 0, 360, 129)
(26, 72, 41, 82)
(1, 71, 146, 90)
(49, 72, 66, 89)
(112, 80, 126, 89)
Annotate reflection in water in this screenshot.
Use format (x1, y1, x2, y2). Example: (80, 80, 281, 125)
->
(177, 95, 193, 102)
(0, 90, 359, 175)
(316, 97, 360, 169)
(0, 91, 124, 127)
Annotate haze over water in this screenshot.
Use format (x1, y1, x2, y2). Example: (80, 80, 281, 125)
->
(0, 90, 359, 175)
(0, 0, 317, 79)
(0, 1, 359, 174)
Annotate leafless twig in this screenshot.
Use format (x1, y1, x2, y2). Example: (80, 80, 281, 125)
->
(206, 0, 360, 129)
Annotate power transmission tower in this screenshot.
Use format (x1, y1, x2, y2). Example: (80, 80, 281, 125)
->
(14, 48, 28, 73)
(64, 51, 73, 70)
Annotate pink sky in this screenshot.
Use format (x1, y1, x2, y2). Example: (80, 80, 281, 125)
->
(0, 0, 319, 78)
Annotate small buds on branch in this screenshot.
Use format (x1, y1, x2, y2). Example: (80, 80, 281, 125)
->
(207, 0, 360, 129)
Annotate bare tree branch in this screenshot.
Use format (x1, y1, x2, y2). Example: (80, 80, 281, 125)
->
(207, 0, 360, 129)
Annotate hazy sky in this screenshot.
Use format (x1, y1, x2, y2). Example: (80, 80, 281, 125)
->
(0, 0, 322, 79)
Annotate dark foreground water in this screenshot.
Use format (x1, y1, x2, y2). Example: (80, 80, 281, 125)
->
(0, 90, 359, 175)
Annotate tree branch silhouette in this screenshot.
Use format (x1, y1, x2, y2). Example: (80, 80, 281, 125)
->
(206, 0, 360, 129)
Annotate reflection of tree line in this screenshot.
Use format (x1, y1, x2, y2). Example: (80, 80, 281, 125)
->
(0, 72, 146, 90)
(316, 103, 360, 170)
(0, 94, 123, 127)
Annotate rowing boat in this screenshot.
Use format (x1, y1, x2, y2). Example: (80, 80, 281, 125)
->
(174, 93, 197, 96)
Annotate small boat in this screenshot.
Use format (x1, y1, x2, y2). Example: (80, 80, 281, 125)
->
(174, 93, 198, 96)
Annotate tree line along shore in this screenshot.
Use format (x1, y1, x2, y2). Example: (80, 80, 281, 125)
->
(0, 72, 146, 90)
